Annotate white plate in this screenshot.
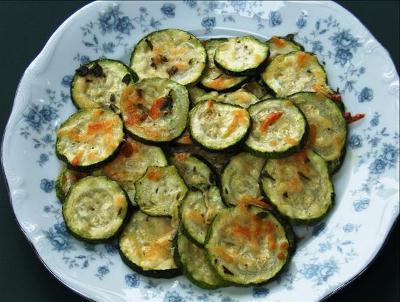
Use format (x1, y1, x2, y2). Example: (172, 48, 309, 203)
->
(2, 1, 399, 301)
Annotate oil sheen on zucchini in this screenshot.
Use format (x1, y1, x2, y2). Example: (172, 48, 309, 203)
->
(62, 176, 128, 242)
(120, 77, 189, 142)
(135, 166, 188, 216)
(216, 89, 260, 108)
(119, 211, 180, 278)
(180, 187, 226, 245)
(266, 35, 304, 61)
(56, 108, 124, 169)
(205, 204, 292, 285)
(130, 29, 206, 86)
(189, 100, 250, 150)
(260, 149, 334, 222)
(221, 152, 265, 206)
(245, 99, 308, 157)
(71, 59, 138, 112)
(261, 51, 328, 97)
(56, 167, 89, 202)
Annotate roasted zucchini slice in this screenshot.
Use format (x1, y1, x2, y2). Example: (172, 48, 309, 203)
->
(241, 79, 272, 99)
(92, 137, 168, 206)
(55, 167, 89, 202)
(245, 99, 308, 157)
(214, 36, 269, 76)
(71, 59, 138, 112)
(189, 100, 250, 150)
(169, 152, 215, 191)
(260, 149, 334, 222)
(62, 176, 128, 242)
(199, 39, 247, 91)
(261, 51, 328, 97)
(216, 89, 261, 108)
(289, 92, 347, 173)
(188, 86, 219, 105)
(130, 29, 207, 86)
(266, 35, 304, 61)
(135, 166, 188, 216)
(205, 204, 293, 285)
(120, 78, 189, 142)
(221, 152, 265, 206)
(56, 108, 124, 169)
(180, 187, 226, 245)
(174, 231, 227, 289)
(119, 210, 180, 278)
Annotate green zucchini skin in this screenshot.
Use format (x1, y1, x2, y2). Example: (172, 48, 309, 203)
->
(55, 167, 89, 202)
(266, 34, 304, 61)
(240, 79, 272, 99)
(216, 89, 261, 109)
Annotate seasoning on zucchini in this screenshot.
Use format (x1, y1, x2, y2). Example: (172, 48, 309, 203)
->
(260, 149, 334, 223)
(119, 210, 180, 278)
(216, 89, 261, 108)
(266, 35, 304, 61)
(180, 187, 226, 245)
(120, 77, 189, 142)
(199, 39, 247, 91)
(71, 59, 137, 112)
(189, 100, 250, 150)
(130, 29, 207, 86)
(62, 176, 128, 242)
(261, 51, 328, 97)
(205, 203, 293, 285)
(245, 99, 308, 157)
(221, 152, 265, 206)
(135, 166, 188, 216)
(56, 108, 124, 169)
(214, 36, 269, 76)
(55, 167, 89, 202)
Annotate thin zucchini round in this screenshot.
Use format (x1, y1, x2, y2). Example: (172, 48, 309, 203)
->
(216, 89, 261, 108)
(266, 35, 304, 61)
(130, 29, 207, 86)
(188, 86, 219, 106)
(189, 100, 250, 150)
(241, 79, 272, 99)
(120, 77, 189, 142)
(214, 36, 269, 76)
(119, 210, 180, 278)
(62, 176, 128, 242)
(56, 108, 124, 169)
(180, 187, 226, 246)
(205, 204, 293, 285)
(221, 152, 265, 206)
(261, 51, 328, 97)
(260, 149, 334, 223)
(55, 167, 89, 202)
(245, 99, 308, 157)
(135, 166, 188, 216)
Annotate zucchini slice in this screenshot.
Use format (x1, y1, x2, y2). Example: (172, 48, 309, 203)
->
(169, 152, 215, 191)
(260, 149, 334, 222)
(71, 59, 138, 112)
(130, 29, 206, 86)
(55, 167, 89, 202)
(174, 231, 227, 289)
(245, 99, 308, 157)
(205, 204, 293, 285)
(216, 89, 260, 108)
(199, 39, 247, 91)
(119, 210, 180, 278)
(266, 35, 304, 61)
(180, 187, 226, 245)
(135, 166, 188, 216)
(289, 92, 347, 173)
(188, 86, 219, 106)
(62, 176, 128, 242)
(261, 51, 328, 97)
(56, 108, 124, 169)
(120, 78, 189, 142)
(92, 137, 168, 206)
(241, 79, 272, 99)
(214, 36, 269, 76)
(221, 152, 265, 206)
(189, 100, 250, 150)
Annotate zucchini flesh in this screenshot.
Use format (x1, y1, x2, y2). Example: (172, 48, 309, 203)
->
(62, 176, 128, 242)
(260, 149, 334, 222)
(119, 211, 180, 278)
(120, 77, 189, 142)
(266, 35, 304, 61)
(245, 99, 308, 157)
(221, 152, 265, 206)
(180, 187, 225, 245)
(56, 108, 124, 168)
(241, 80, 272, 99)
(261, 51, 328, 97)
(189, 100, 250, 150)
(130, 29, 206, 86)
(55, 167, 89, 202)
(205, 204, 291, 285)
(135, 166, 188, 216)
(216, 89, 260, 108)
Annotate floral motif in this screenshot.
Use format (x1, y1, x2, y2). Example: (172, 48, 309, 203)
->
(299, 259, 338, 285)
(296, 11, 308, 29)
(201, 16, 216, 34)
(125, 273, 140, 288)
(252, 286, 270, 298)
(40, 178, 54, 193)
(269, 11, 282, 27)
(161, 3, 176, 18)
(164, 291, 183, 302)
(95, 265, 110, 280)
(349, 134, 363, 149)
(358, 87, 374, 102)
(61, 75, 73, 87)
(353, 198, 370, 212)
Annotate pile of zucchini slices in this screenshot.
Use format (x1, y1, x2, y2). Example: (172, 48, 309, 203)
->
(55, 29, 352, 288)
